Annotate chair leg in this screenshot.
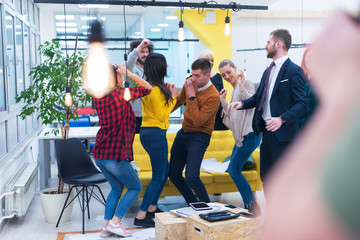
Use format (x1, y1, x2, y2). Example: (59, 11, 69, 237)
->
(86, 187, 91, 219)
(56, 186, 75, 228)
(94, 185, 107, 205)
(82, 187, 85, 235)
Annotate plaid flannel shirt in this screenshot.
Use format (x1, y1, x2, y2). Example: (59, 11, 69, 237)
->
(92, 87, 151, 161)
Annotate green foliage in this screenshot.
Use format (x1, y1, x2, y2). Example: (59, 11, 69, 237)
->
(16, 39, 91, 135)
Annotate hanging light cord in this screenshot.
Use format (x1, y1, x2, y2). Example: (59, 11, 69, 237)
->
(123, 0, 131, 160)
(180, 0, 184, 21)
(63, 3, 69, 81)
(123, 0, 128, 84)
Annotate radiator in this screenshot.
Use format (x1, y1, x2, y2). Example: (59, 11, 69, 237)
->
(4, 162, 38, 217)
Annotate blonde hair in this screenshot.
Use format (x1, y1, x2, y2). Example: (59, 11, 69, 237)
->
(198, 49, 214, 59)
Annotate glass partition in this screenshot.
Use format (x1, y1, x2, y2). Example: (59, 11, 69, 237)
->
(0, 10, 4, 112)
(15, 18, 24, 96)
(5, 13, 16, 106)
(15, 0, 22, 13)
(23, 25, 30, 88)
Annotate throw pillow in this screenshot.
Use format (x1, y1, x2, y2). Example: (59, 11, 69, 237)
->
(223, 154, 255, 171)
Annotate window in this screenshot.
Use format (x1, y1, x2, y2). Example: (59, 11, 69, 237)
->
(36, 35, 40, 64)
(30, 31, 35, 69)
(0, 121, 7, 158)
(29, 1, 33, 25)
(6, 0, 14, 6)
(0, 9, 4, 112)
(15, 0, 22, 13)
(5, 13, 16, 106)
(23, 0, 28, 21)
(23, 25, 30, 88)
(35, 6, 39, 29)
(54, 11, 199, 92)
(15, 18, 24, 96)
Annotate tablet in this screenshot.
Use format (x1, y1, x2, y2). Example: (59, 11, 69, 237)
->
(189, 202, 212, 211)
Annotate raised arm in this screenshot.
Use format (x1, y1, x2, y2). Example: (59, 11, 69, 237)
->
(126, 38, 151, 71)
(116, 64, 152, 90)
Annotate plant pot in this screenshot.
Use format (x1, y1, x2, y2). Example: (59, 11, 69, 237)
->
(40, 187, 74, 224)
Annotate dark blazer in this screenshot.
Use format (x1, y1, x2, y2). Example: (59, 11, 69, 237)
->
(242, 58, 306, 142)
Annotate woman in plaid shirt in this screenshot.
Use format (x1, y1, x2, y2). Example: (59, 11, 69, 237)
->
(92, 64, 152, 237)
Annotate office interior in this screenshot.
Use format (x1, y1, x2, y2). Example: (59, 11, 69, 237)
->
(0, 0, 358, 239)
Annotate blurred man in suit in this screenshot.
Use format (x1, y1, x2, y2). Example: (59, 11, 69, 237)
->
(228, 29, 306, 188)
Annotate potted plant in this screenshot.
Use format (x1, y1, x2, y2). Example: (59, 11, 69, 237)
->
(16, 39, 92, 223)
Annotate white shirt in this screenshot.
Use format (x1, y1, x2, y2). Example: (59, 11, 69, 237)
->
(197, 80, 212, 92)
(262, 55, 289, 120)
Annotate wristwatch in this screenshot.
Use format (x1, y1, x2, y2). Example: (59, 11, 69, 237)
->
(280, 116, 286, 124)
(189, 96, 196, 101)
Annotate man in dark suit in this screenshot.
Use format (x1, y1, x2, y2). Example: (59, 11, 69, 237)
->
(228, 29, 306, 187)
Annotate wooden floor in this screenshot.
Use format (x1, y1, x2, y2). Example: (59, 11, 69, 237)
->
(0, 163, 265, 240)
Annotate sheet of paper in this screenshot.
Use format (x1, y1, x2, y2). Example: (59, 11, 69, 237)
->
(200, 158, 229, 173)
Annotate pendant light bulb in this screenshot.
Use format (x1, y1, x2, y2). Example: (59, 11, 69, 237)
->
(82, 21, 115, 98)
(65, 86, 73, 107)
(124, 80, 131, 101)
(224, 16, 231, 36)
(178, 20, 185, 41)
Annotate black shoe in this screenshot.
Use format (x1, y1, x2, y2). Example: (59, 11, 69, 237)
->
(134, 216, 155, 228)
(146, 207, 164, 219)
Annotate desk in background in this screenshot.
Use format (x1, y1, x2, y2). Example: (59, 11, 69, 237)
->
(38, 127, 99, 190)
(38, 124, 182, 190)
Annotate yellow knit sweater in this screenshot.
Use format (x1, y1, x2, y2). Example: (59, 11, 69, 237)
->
(141, 86, 177, 129)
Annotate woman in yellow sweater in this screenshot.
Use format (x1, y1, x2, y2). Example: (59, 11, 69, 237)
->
(134, 53, 179, 227)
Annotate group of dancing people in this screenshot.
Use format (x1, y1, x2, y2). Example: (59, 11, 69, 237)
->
(91, 28, 315, 238)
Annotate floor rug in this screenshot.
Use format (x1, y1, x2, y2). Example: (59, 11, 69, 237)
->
(57, 230, 100, 240)
(57, 227, 153, 240)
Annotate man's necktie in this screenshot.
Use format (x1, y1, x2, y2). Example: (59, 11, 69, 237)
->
(258, 61, 275, 111)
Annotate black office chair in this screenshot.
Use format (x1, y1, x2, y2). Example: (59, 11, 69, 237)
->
(55, 138, 107, 234)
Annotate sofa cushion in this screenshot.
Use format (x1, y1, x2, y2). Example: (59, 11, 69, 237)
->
(203, 131, 235, 163)
(212, 170, 258, 183)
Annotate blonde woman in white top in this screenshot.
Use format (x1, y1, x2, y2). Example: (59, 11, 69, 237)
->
(219, 59, 262, 215)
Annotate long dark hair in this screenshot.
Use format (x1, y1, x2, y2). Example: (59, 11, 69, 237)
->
(144, 53, 173, 105)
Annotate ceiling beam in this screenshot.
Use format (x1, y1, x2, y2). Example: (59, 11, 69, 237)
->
(34, 0, 268, 10)
(55, 37, 200, 42)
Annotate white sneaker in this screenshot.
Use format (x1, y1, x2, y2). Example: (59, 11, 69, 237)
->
(106, 220, 132, 237)
(100, 227, 113, 238)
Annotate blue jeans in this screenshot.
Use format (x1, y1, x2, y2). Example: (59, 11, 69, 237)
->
(139, 127, 169, 212)
(227, 132, 262, 205)
(95, 159, 142, 219)
(169, 129, 211, 204)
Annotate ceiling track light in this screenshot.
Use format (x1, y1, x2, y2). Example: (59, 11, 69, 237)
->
(34, 0, 268, 11)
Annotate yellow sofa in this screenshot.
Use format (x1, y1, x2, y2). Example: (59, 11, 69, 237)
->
(132, 130, 263, 198)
